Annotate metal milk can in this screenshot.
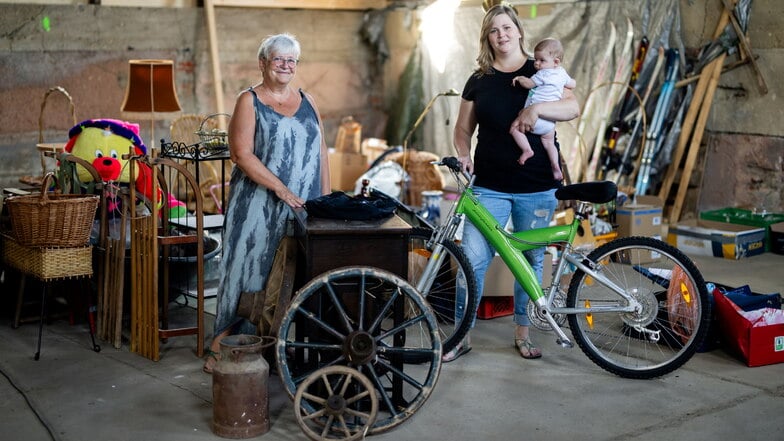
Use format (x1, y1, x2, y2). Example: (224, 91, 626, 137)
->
(212, 335, 276, 439)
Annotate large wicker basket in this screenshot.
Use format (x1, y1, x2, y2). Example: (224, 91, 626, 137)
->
(6, 173, 99, 247)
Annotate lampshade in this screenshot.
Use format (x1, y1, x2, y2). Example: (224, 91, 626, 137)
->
(120, 59, 182, 116)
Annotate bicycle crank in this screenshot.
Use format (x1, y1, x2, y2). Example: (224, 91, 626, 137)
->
(527, 291, 567, 332)
(533, 298, 573, 348)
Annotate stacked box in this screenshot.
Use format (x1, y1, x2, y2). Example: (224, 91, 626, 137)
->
(328, 151, 367, 192)
(666, 219, 766, 260)
(616, 196, 663, 238)
(700, 207, 784, 252)
(483, 253, 553, 297)
(616, 197, 663, 263)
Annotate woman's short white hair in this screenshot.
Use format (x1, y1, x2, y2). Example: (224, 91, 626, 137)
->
(257, 33, 301, 60)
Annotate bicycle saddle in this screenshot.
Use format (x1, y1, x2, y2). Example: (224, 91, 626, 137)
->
(555, 181, 617, 204)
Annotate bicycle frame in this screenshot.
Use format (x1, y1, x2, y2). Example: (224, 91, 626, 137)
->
(418, 159, 643, 347)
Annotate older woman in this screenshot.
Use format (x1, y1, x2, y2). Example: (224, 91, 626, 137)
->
(203, 33, 330, 373)
(445, 4, 580, 362)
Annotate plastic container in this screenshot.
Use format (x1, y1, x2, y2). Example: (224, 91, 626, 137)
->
(476, 296, 514, 320)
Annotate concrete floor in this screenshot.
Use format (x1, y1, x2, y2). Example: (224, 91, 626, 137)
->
(0, 251, 783, 441)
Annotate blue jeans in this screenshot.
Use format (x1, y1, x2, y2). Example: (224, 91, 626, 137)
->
(460, 186, 557, 327)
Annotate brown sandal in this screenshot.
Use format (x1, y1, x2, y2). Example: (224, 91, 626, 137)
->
(514, 338, 542, 359)
(202, 349, 221, 374)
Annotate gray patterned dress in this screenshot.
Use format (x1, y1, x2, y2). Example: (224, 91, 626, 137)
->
(214, 88, 323, 336)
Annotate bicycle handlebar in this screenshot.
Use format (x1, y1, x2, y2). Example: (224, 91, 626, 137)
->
(434, 156, 472, 182)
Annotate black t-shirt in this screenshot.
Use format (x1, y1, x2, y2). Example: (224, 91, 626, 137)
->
(462, 60, 561, 193)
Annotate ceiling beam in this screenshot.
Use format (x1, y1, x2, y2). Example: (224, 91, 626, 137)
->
(209, 0, 389, 9)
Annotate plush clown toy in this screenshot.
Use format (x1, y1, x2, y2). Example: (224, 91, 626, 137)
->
(63, 118, 185, 216)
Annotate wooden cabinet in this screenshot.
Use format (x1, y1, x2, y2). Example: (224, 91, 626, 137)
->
(292, 209, 410, 290)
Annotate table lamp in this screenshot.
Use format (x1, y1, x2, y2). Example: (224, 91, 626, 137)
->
(120, 59, 182, 154)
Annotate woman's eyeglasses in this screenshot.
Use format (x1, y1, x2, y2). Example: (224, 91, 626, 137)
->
(270, 57, 299, 67)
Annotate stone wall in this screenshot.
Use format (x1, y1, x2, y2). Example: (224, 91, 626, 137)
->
(0, 1, 782, 217)
(0, 3, 418, 185)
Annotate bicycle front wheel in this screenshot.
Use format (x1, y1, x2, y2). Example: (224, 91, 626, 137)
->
(566, 236, 711, 379)
(407, 229, 478, 362)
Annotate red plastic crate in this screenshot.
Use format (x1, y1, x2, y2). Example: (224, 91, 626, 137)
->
(476, 296, 514, 319)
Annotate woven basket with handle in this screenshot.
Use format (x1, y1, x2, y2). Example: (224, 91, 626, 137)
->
(6, 173, 99, 248)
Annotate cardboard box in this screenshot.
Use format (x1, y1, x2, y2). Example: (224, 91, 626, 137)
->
(700, 207, 784, 252)
(616, 196, 663, 238)
(483, 252, 552, 297)
(328, 151, 368, 192)
(666, 219, 766, 260)
(553, 208, 595, 249)
(360, 137, 389, 165)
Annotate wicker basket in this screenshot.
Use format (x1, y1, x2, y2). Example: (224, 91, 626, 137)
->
(6, 173, 99, 247)
(387, 150, 445, 207)
(195, 113, 231, 152)
(2, 234, 92, 281)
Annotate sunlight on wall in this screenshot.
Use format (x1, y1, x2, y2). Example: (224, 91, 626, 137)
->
(420, 0, 461, 73)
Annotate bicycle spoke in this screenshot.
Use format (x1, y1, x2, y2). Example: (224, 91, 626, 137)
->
(567, 237, 709, 379)
(279, 267, 441, 434)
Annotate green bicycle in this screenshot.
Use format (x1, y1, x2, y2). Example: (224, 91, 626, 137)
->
(414, 156, 711, 379)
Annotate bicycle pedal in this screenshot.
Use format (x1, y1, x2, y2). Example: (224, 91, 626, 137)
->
(556, 338, 574, 349)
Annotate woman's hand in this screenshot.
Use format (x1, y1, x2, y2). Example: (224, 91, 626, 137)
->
(512, 89, 580, 132)
(457, 155, 474, 175)
(514, 104, 539, 133)
(275, 186, 305, 208)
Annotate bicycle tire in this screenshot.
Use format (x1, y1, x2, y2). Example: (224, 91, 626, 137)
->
(566, 236, 710, 379)
(406, 228, 478, 362)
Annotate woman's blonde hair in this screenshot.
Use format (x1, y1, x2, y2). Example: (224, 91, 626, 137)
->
(475, 4, 528, 76)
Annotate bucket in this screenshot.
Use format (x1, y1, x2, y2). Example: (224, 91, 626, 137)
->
(168, 234, 222, 287)
(212, 334, 277, 439)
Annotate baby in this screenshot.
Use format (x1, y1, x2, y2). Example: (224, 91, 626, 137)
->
(510, 38, 576, 181)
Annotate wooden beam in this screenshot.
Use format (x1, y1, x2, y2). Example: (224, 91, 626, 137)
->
(669, 53, 725, 223)
(674, 57, 753, 88)
(210, 0, 388, 9)
(204, 0, 225, 116)
(720, 0, 768, 95)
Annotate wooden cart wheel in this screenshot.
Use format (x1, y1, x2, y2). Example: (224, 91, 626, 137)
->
(277, 266, 442, 434)
(294, 365, 378, 441)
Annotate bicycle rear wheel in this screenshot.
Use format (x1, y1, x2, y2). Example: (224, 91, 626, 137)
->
(566, 236, 710, 379)
(407, 229, 477, 362)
